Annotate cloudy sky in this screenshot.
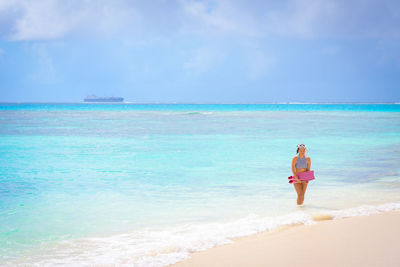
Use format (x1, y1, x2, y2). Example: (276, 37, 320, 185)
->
(0, 0, 399, 103)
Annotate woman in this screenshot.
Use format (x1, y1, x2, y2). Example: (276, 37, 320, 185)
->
(291, 144, 311, 206)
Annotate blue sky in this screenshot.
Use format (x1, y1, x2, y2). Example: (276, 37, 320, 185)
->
(0, 0, 399, 103)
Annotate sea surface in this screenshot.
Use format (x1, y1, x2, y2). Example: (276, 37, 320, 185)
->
(1, 103, 400, 266)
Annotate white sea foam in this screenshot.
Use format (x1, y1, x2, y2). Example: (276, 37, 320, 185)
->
(6, 202, 400, 267)
(329, 202, 400, 219)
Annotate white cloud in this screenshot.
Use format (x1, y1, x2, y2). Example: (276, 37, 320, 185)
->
(183, 46, 226, 75)
(0, 0, 399, 41)
(264, 0, 338, 38)
(265, 0, 400, 39)
(0, 0, 137, 41)
(11, 0, 76, 40)
(180, 0, 263, 38)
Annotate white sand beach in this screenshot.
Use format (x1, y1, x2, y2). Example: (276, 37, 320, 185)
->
(170, 210, 400, 267)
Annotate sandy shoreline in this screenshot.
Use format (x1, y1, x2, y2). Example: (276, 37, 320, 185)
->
(169, 210, 400, 267)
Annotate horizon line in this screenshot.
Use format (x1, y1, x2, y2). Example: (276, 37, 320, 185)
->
(0, 101, 399, 105)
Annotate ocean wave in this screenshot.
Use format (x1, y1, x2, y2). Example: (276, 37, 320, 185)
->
(180, 111, 213, 115)
(5, 202, 400, 267)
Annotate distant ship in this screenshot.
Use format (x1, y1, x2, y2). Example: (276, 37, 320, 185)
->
(84, 95, 124, 102)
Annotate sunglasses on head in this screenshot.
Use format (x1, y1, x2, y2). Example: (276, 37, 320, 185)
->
(297, 144, 306, 148)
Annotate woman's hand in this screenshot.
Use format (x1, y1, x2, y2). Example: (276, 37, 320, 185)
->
(294, 175, 301, 183)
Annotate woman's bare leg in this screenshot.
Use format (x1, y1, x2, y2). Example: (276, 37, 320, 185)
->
(299, 182, 308, 205)
(293, 183, 303, 205)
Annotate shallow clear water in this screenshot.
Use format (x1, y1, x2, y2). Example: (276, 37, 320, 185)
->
(1, 103, 400, 266)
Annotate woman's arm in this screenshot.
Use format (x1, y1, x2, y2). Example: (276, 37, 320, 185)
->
(291, 157, 301, 182)
(306, 157, 311, 171)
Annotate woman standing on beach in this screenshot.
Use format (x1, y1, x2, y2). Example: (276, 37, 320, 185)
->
(291, 144, 311, 205)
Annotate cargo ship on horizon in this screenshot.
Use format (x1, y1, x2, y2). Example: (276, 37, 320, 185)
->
(84, 95, 124, 102)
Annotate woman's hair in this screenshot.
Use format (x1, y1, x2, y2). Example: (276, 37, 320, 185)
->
(296, 144, 307, 154)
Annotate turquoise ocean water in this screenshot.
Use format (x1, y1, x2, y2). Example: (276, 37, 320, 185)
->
(1, 103, 400, 266)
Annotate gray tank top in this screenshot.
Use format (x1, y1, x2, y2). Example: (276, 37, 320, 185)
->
(295, 155, 308, 168)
